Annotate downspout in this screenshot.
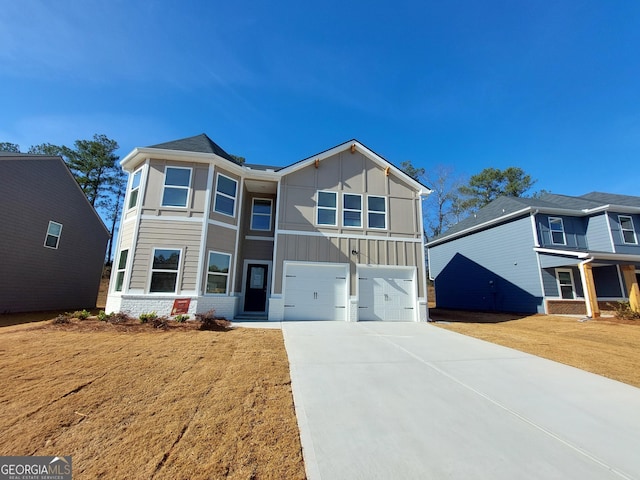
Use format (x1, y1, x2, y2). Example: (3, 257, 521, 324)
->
(578, 257, 596, 318)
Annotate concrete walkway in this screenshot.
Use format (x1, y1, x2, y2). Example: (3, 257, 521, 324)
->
(282, 321, 640, 480)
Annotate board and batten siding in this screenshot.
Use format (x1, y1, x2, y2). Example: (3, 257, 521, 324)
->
(536, 214, 587, 249)
(273, 234, 424, 296)
(609, 212, 640, 254)
(585, 213, 614, 252)
(129, 219, 203, 292)
(278, 151, 421, 238)
(430, 216, 544, 313)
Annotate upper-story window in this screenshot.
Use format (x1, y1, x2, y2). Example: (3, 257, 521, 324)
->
(368, 196, 387, 229)
(128, 169, 142, 209)
(317, 191, 337, 226)
(619, 215, 638, 245)
(44, 221, 63, 249)
(214, 174, 237, 216)
(343, 194, 362, 228)
(161, 167, 191, 207)
(251, 198, 272, 231)
(149, 248, 181, 293)
(549, 217, 566, 245)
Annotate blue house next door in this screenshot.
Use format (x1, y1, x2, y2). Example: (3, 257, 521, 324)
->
(244, 264, 268, 312)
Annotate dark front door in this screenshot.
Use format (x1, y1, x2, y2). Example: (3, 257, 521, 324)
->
(244, 264, 268, 312)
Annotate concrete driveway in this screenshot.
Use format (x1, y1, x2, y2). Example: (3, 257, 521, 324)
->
(282, 321, 640, 480)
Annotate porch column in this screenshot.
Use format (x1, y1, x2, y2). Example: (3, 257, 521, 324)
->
(620, 264, 640, 312)
(579, 262, 600, 318)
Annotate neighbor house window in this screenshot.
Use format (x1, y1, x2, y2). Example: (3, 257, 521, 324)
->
(556, 269, 575, 299)
(128, 169, 142, 209)
(214, 174, 237, 216)
(161, 167, 191, 207)
(549, 217, 566, 245)
(343, 194, 362, 227)
(44, 221, 62, 249)
(206, 251, 231, 294)
(317, 191, 337, 226)
(368, 196, 387, 229)
(150, 248, 181, 293)
(251, 198, 272, 231)
(114, 249, 128, 292)
(619, 215, 638, 244)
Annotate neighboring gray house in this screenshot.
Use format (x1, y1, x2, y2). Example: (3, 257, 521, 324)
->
(427, 193, 640, 316)
(106, 134, 431, 321)
(0, 153, 110, 313)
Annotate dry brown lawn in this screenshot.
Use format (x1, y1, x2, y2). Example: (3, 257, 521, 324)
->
(430, 309, 640, 388)
(0, 319, 306, 480)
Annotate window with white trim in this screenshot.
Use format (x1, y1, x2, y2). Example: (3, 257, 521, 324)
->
(114, 249, 128, 292)
(128, 169, 142, 209)
(619, 215, 638, 245)
(44, 221, 62, 249)
(161, 167, 191, 207)
(368, 196, 387, 229)
(214, 174, 237, 216)
(343, 193, 362, 227)
(150, 248, 181, 293)
(549, 217, 566, 245)
(206, 251, 231, 294)
(250, 198, 272, 231)
(556, 268, 576, 299)
(317, 191, 337, 226)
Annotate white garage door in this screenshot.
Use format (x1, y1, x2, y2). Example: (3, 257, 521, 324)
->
(358, 266, 417, 322)
(283, 263, 349, 321)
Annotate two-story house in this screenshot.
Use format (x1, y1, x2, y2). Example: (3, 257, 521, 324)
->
(1, 153, 109, 313)
(105, 134, 431, 321)
(427, 192, 640, 316)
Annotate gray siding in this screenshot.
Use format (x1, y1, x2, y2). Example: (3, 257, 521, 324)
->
(0, 158, 108, 312)
(541, 266, 584, 298)
(430, 216, 544, 313)
(585, 214, 613, 252)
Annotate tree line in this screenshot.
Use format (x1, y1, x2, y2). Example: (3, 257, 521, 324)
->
(400, 160, 541, 240)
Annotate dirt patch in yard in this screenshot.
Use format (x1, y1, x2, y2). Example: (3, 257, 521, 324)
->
(430, 309, 640, 388)
(0, 321, 306, 479)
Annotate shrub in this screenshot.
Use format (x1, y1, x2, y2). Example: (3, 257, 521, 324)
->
(174, 314, 189, 323)
(108, 311, 133, 324)
(151, 316, 169, 330)
(139, 312, 158, 324)
(52, 314, 70, 324)
(196, 309, 232, 331)
(72, 309, 91, 320)
(97, 310, 109, 322)
(608, 301, 640, 320)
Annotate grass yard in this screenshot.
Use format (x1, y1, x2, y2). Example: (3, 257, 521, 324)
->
(430, 309, 640, 388)
(0, 320, 306, 480)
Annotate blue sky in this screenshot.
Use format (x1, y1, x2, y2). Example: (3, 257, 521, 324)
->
(2, 0, 639, 196)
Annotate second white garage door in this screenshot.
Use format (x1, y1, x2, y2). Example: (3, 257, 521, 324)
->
(283, 262, 349, 321)
(358, 266, 417, 321)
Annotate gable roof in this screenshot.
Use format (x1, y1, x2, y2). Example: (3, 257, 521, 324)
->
(148, 134, 239, 164)
(428, 191, 640, 247)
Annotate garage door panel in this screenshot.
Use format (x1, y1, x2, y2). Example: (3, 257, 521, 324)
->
(358, 266, 416, 322)
(283, 263, 348, 321)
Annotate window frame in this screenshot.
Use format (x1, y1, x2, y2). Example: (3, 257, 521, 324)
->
(206, 250, 232, 295)
(213, 173, 238, 217)
(149, 247, 182, 294)
(44, 221, 63, 249)
(343, 193, 363, 228)
(250, 198, 273, 231)
(114, 249, 129, 292)
(555, 268, 576, 299)
(127, 169, 143, 210)
(316, 191, 338, 226)
(161, 166, 192, 208)
(367, 195, 387, 230)
(618, 215, 638, 245)
(548, 217, 566, 245)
